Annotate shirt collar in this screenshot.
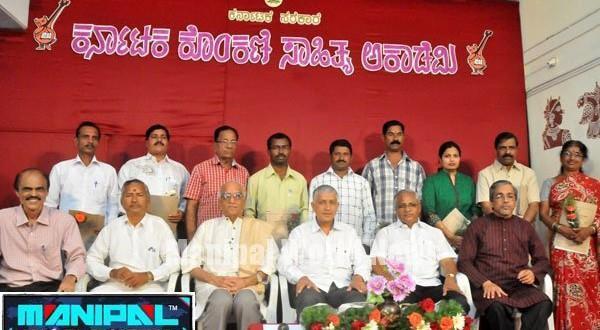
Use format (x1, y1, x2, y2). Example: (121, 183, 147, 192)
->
(310, 218, 343, 233)
(75, 154, 99, 165)
(16, 206, 49, 226)
(380, 152, 412, 163)
(144, 153, 171, 163)
(267, 164, 296, 179)
(210, 155, 239, 167)
(223, 216, 242, 225)
(325, 166, 354, 177)
(123, 213, 149, 227)
(492, 159, 520, 172)
(393, 217, 422, 229)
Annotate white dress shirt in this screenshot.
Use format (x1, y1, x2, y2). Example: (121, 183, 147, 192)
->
(86, 213, 180, 289)
(118, 154, 190, 211)
(309, 167, 377, 246)
(46, 155, 119, 222)
(278, 219, 371, 292)
(181, 217, 279, 315)
(370, 219, 456, 287)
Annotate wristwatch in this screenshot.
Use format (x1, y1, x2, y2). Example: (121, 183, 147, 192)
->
(446, 273, 456, 278)
(256, 272, 268, 284)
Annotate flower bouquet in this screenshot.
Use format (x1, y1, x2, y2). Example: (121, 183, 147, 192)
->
(563, 194, 579, 228)
(300, 303, 340, 330)
(366, 259, 416, 304)
(400, 298, 473, 330)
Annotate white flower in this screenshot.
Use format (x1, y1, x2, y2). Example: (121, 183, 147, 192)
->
(323, 323, 336, 330)
(453, 315, 465, 330)
(361, 319, 379, 330)
(416, 321, 432, 330)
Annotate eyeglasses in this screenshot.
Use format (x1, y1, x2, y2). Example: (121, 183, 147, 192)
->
(561, 151, 584, 159)
(397, 202, 419, 209)
(220, 192, 244, 200)
(493, 193, 516, 201)
(216, 140, 238, 146)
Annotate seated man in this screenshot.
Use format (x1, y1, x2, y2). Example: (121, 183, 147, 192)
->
(86, 179, 180, 292)
(371, 189, 469, 313)
(458, 180, 552, 330)
(0, 168, 86, 292)
(278, 184, 370, 316)
(181, 181, 278, 330)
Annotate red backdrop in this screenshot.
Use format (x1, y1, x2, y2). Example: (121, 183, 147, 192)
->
(0, 0, 527, 207)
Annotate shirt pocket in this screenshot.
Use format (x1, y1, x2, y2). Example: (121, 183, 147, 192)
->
(40, 240, 62, 272)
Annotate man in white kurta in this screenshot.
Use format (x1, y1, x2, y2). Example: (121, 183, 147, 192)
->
(181, 181, 278, 330)
(86, 179, 180, 292)
(278, 184, 371, 316)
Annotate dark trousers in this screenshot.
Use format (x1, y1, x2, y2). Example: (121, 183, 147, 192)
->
(403, 284, 470, 315)
(480, 300, 553, 330)
(0, 280, 61, 292)
(294, 282, 366, 317)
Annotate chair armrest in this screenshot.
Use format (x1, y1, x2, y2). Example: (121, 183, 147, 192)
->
(456, 273, 476, 319)
(167, 272, 179, 292)
(279, 274, 297, 323)
(265, 273, 279, 323)
(181, 273, 191, 292)
(76, 274, 91, 292)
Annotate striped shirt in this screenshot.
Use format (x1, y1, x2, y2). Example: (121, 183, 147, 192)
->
(309, 167, 377, 246)
(361, 153, 426, 227)
(184, 156, 249, 225)
(457, 214, 551, 312)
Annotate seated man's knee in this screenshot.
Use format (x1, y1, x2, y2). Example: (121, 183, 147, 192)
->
(207, 289, 234, 311)
(295, 288, 325, 313)
(233, 289, 259, 310)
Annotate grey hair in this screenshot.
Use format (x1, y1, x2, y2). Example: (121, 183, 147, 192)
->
(489, 180, 517, 201)
(393, 189, 419, 208)
(121, 179, 150, 198)
(312, 184, 338, 200)
(219, 181, 245, 195)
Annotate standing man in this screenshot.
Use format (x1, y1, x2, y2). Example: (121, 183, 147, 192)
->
(278, 185, 370, 316)
(118, 124, 190, 225)
(86, 179, 180, 292)
(476, 132, 540, 223)
(309, 139, 377, 247)
(362, 120, 426, 227)
(245, 132, 308, 241)
(0, 168, 86, 292)
(46, 121, 119, 223)
(185, 125, 249, 239)
(458, 180, 552, 330)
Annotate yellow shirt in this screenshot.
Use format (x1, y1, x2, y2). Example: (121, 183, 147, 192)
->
(245, 164, 309, 224)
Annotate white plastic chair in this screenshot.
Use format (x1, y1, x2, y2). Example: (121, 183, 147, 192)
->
(75, 272, 178, 292)
(180, 272, 279, 324)
(461, 273, 554, 330)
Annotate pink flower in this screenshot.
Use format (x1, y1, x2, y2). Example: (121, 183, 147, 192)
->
(386, 259, 406, 275)
(387, 276, 414, 302)
(398, 273, 416, 291)
(566, 213, 577, 220)
(367, 275, 388, 295)
(565, 205, 576, 212)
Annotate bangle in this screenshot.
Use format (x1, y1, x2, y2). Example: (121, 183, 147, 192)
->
(591, 224, 598, 234)
(552, 223, 560, 232)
